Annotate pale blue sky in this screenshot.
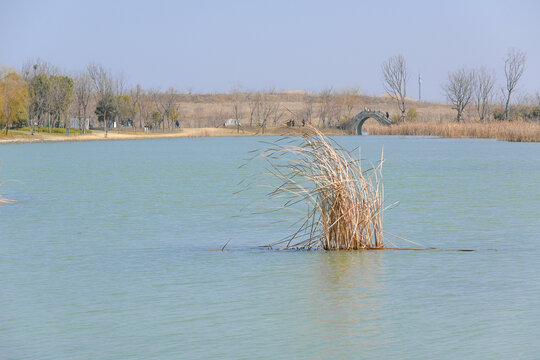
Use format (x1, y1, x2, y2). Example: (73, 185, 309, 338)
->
(1, 0, 539, 102)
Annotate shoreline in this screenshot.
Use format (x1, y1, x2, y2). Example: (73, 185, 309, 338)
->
(0, 127, 341, 145)
(1, 121, 539, 144)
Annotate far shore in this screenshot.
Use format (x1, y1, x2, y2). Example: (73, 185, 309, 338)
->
(1, 121, 539, 144)
(0, 126, 346, 144)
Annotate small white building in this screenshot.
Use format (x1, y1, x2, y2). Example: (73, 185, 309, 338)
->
(224, 118, 241, 127)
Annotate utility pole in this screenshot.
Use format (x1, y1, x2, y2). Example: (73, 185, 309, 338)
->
(418, 74, 422, 101)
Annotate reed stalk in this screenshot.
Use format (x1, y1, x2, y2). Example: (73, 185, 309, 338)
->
(260, 127, 384, 250)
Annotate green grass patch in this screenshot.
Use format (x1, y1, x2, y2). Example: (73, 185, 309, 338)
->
(18, 127, 92, 134)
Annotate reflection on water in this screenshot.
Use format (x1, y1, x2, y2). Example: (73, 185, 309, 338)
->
(309, 252, 387, 357)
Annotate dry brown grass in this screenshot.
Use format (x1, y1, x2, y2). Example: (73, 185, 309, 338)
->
(260, 127, 385, 250)
(177, 93, 455, 128)
(363, 121, 540, 142)
(180, 127, 246, 137)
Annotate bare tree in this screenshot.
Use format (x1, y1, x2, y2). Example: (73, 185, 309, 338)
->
(271, 101, 285, 126)
(116, 94, 136, 128)
(151, 87, 180, 131)
(247, 92, 261, 127)
(115, 72, 127, 97)
(21, 58, 55, 83)
(73, 72, 92, 134)
(112, 73, 127, 128)
(340, 86, 360, 119)
(140, 96, 152, 130)
(514, 93, 536, 106)
(503, 48, 526, 120)
(382, 54, 408, 122)
(130, 84, 153, 130)
(87, 63, 115, 137)
(21, 59, 56, 133)
(21, 59, 63, 133)
(473, 67, 495, 122)
(318, 88, 333, 127)
(328, 95, 343, 127)
(48, 74, 74, 132)
(316, 89, 343, 127)
(150, 89, 165, 131)
(302, 93, 315, 125)
(130, 84, 144, 129)
(443, 68, 475, 122)
(258, 91, 280, 134)
(162, 87, 180, 130)
(230, 87, 243, 132)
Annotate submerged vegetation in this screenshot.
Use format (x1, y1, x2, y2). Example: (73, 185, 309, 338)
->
(259, 127, 385, 250)
(0, 167, 15, 204)
(0, 195, 15, 204)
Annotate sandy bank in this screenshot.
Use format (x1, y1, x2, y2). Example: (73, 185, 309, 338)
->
(0, 127, 343, 145)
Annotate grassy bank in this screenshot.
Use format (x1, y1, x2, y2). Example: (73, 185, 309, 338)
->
(363, 121, 540, 142)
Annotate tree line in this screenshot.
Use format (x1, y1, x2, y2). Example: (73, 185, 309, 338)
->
(1, 50, 538, 136)
(0, 59, 367, 135)
(382, 48, 538, 123)
(0, 60, 183, 136)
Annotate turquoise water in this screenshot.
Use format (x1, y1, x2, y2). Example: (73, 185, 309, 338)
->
(1, 136, 539, 359)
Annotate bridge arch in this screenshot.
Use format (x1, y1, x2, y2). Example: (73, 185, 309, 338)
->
(345, 110, 392, 135)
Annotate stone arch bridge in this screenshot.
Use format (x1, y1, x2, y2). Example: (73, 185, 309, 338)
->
(340, 110, 393, 135)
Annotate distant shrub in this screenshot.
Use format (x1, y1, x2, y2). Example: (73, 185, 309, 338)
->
(518, 106, 540, 121)
(492, 106, 540, 122)
(406, 108, 418, 122)
(493, 108, 505, 121)
(391, 114, 401, 123)
(530, 106, 540, 120)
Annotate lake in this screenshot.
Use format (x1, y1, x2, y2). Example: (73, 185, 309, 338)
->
(1, 136, 539, 359)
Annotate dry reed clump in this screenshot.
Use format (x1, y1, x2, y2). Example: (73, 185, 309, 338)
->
(363, 121, 540, 142)
(0, 196, 15, 204)
(260, 127, 385, 250)
(0, 185, 16, 204)
(0, 184, 15, 203)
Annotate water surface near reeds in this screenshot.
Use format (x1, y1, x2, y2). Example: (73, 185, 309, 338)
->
(1, 136, 539, 359)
